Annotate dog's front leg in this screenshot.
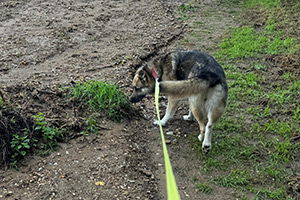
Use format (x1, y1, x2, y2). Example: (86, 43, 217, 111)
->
(154, 98, 179, 126)
(183, 108, 194, 121)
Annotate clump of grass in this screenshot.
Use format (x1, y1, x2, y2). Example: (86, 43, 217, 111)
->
(214, 169, 250, 188)
(72, 80, 129, 122)
(197, 183, 213, 194)
(80, 115, 98, 135)
(178, 1, 195, 21)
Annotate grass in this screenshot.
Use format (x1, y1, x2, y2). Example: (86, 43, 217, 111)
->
(215, 25, 297, 60)
(214, 169, 250, 188)
(179, 0, 299, 199)
(71, 80, 129, 122)
(197, 183, 213, 194)
(178, 1, 196, 21)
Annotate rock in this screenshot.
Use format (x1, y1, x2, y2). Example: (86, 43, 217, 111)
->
(165, 140, 171, 144)
(141, 169, 153, 177)
(166, 131, 174, 135)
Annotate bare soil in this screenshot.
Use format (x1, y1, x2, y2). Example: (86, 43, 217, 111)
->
(0, 0, 246, 199)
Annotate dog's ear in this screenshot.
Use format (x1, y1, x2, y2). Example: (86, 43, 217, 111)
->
(138, 70, 146, 79)
(138, 70, 150, 85)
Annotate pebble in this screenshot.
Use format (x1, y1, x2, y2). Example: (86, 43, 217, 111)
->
(166, 131, 174, 135)
(165, 140, 171, 144)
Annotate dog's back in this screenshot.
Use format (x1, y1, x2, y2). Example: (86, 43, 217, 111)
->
(159, 50, 228, 99)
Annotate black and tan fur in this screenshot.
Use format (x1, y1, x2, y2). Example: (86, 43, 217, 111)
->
(130, 50, 228, 153)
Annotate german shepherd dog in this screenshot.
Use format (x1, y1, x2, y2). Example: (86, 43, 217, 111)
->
(130, 50, 228, 153)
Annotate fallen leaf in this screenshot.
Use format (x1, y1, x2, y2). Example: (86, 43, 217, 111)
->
(95, 181, 105, 186)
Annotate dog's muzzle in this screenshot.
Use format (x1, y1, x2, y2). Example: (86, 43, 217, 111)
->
(129, 94, 145, 103)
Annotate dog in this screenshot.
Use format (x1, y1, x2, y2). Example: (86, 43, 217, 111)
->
(129, 50, 228, 153)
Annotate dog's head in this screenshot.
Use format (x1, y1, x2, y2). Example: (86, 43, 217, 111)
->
(129, 66, 155, 103)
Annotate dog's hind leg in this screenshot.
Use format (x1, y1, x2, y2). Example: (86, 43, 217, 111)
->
(189, 99, 205, 142)
(202, 109, 224, 154)
(154, 97, 180, 126)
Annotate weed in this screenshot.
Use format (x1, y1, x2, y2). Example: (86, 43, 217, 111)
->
(252, 187, 288, 200)
(282, 72, 294, 81)
(197, 183, 213, 194)
(178, 2, 195, 13)
(263, 119, 293, 138)
(10, 129, 37, 168)
(294, 105, 300, 123)
(272, 140, 295, 163)
(262, 163, 286, 182)
(205, 158, 227, 170)
(262, 103, 271, 117)
(72, 80, 128, 122)
(214, 169, 250, 188)
(33, 113, 64, 153)
(178, 2, 195, 21)
(254, 64, 267, 71)
(81, 115, 98, 135)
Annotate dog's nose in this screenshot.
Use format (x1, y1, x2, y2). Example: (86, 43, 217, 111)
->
(129, 95, 145, 103)
(129, 97, 137, 103)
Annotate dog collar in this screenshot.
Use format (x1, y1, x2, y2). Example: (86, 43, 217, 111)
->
(151, 68, 158, 80)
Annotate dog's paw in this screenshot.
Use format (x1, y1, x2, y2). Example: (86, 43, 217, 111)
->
(183, 115, 193, 121)
(153, 120, 166, 126)
(202, 145, 211, 154)
(198, 134, 203, 142)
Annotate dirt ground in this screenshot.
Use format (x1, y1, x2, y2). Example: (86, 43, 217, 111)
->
(0, 0, 242, 199)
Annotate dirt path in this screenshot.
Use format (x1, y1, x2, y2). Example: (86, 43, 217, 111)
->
(0, 0, 240, 199)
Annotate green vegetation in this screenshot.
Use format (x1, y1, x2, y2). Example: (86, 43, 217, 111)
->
(10, 112, 64, 167)
(197, 183, 213, 194)
(10, 129, 37, 168)
(214, 169, 250, 188)
(178, 2, 195, 21)
(215, 24, 296, 60)
(179, 0, 299, 199)
(72, 80, 128, 122)
(33, 113, 64, 154)
(80, 115, 98, 135)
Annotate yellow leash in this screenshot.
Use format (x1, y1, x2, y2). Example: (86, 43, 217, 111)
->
(153, 69, 181, 200)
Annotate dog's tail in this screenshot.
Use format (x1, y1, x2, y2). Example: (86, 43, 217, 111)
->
(160, 74, 221, 98)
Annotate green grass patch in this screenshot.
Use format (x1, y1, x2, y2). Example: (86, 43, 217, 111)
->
(177, 2, 195, 21)
(71, 80, 129, 122)
(214, 169, 250, 188)
(215, 25, 296, 60)
(197, 183, 213, 194)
